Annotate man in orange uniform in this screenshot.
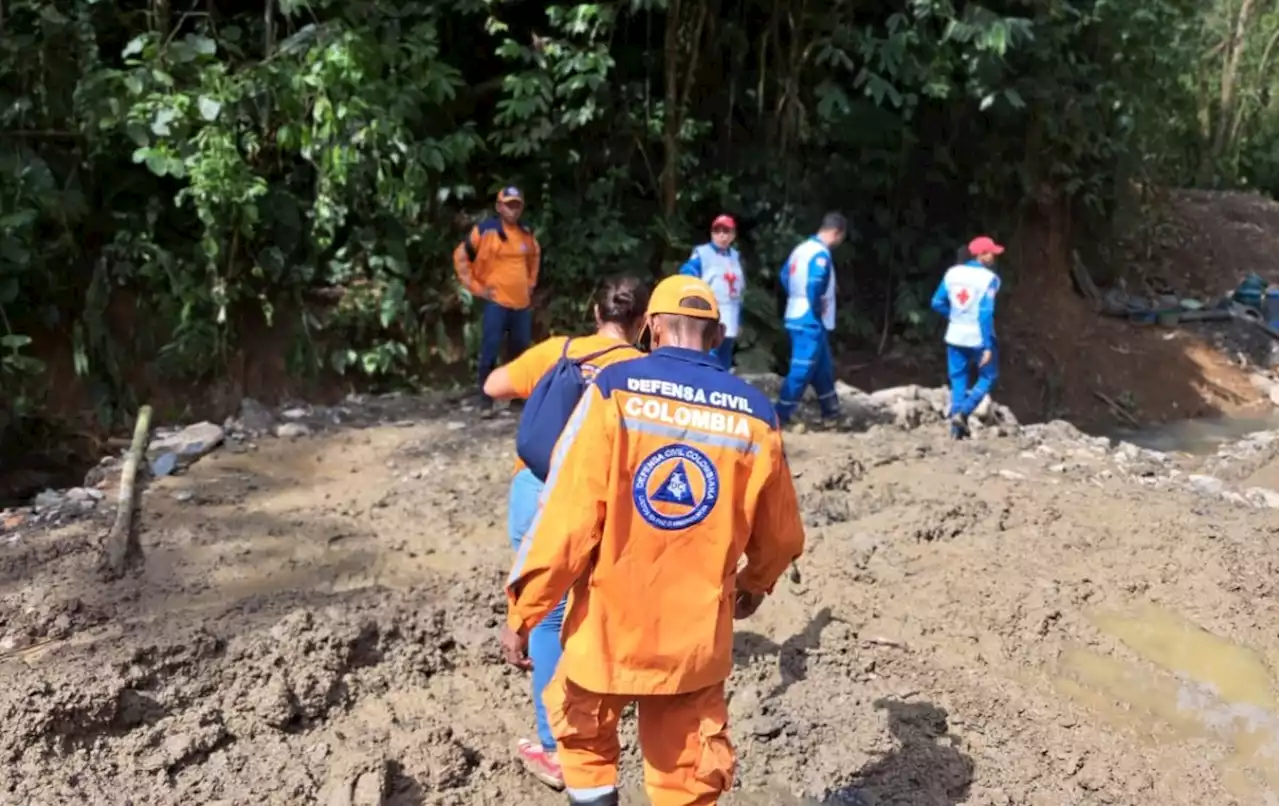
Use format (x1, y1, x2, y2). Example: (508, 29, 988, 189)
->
(500, 275, 807, 806)
(453, 186, 542, 411)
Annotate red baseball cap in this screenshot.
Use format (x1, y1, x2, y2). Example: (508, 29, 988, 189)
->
(968, 235, 1005, 256)
(711, 214, 736, 231)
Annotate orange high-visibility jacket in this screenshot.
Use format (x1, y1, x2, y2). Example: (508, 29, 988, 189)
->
(452, 216, 541, 309)
(506, 346, 806, 696)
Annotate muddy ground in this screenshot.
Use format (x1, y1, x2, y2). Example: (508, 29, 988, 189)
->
(0, 390, 1277, 806)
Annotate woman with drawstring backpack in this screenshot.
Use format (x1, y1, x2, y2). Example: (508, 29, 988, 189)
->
(481, 276, 651, 791)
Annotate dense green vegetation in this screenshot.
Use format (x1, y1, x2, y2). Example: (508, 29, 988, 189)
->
(1, 0, 1276, 427)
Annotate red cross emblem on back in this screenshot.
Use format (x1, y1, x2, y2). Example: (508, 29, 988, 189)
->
(956, 288, 971, 305)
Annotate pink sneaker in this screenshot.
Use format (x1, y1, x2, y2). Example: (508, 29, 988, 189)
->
(515, 738, 565, 790)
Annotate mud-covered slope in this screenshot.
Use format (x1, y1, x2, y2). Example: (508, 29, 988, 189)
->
(0, 392, 1275, 806)
(998, 189, 1278, 426)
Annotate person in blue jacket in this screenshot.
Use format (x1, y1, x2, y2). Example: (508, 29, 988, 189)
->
(678, 214, 745, 369)
(931, 235, 1003, 439)
(776, 212, 848, 425)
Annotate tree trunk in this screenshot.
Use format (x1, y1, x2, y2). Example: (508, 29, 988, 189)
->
(1202, 0, 1257, 182)
(1226, 28, 1278, 160)
(100, 405, 152, 580)
(661, 0, 684, 218)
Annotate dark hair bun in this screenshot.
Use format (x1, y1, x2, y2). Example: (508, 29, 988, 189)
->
(595, 275, 650, 326)
(610, 287, 635, 309)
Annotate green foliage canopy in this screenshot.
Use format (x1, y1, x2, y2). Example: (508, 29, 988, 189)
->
(0, 0, 1274, 423)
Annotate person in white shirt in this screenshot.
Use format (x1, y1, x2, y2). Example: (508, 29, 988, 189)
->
(776, 212, 847, 425)
(678, 214, 746, 369)
(930, 235, 1003, 438)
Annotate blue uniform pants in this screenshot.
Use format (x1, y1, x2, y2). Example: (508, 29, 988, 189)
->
(777, 326, 838, 424)
(507, 468, 565, 752)
(946, 344, 999, 417)
(713, 337, 735, 370)
(479, 302, 533, 401)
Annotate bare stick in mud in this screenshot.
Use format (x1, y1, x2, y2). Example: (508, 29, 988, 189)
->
(100, 404, 153, 580)
(1092, 390, 1141, 428)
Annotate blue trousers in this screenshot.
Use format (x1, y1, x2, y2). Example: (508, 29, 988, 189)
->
(479, 302, 533, 400)
(777, 326, 838, 424)
(507, 468, 565, 752)
(713, 337, 735, 370)
(946, 344, 999, 417)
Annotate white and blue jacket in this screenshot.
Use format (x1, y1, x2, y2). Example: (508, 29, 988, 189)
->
(930, 260, 1000, 349)
(679, 243, 745, 337)
(780, 236, 836, 332)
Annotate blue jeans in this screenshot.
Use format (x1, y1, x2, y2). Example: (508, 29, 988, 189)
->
(713, 337, 735, 370)
(946, 343, 999, 417)
(507, 468, 565, 752)
(777, 327, 838, 424)
(479, 302, 533, 401)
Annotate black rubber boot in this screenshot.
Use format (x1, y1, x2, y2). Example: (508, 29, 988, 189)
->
(567, 790, 619, 806)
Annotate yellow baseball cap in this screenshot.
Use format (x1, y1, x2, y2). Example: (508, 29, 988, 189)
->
(647, 275, 720, 321)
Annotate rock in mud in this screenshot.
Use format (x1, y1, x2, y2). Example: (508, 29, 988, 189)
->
(32, 489, 65, 512)
(888, 397, 933, 429)
(1244, 487, 1280, 508)
(275, 422, 312, 439)
(867, 385, 924, 405)
(0, 632, 32, 652)
(63, 487, 104, 512)
(735, 375, 1022, 433)
(148, 422, 226, 477)
(65, 486, 103, 503)
(1188, 474, 1226, 496)
(82, 455, 121, 488)
(235, 397, 276, 434)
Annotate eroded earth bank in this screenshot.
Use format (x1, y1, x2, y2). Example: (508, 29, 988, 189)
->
(0, 387, 1276, 806)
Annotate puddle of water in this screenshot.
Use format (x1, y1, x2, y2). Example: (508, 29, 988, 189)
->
(1102, 413, 1276, 455)
(1054, 604, 1278, 804)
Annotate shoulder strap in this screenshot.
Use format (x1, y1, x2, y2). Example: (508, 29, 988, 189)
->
(559, 337, 574, 360)
(575, 343, 630, 365)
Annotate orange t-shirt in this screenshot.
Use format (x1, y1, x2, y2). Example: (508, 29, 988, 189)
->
(507, 334, 643, 473)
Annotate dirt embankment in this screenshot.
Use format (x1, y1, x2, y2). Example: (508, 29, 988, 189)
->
(844, 190, 1279, 427)
(0, 389, 1275, 806)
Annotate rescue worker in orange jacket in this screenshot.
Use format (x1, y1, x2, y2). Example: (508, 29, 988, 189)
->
(500, 275, 807, 806)
(453, 186, 542, 411)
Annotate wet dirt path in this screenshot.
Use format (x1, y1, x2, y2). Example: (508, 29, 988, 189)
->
(0, 396, 1275, 806)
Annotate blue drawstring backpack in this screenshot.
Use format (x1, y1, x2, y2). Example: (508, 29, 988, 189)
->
(516, 339, 628, 481)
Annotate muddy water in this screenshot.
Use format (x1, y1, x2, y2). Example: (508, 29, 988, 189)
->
(1104, 413, 1277, 455)
(1054, 604, 1278, 805)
